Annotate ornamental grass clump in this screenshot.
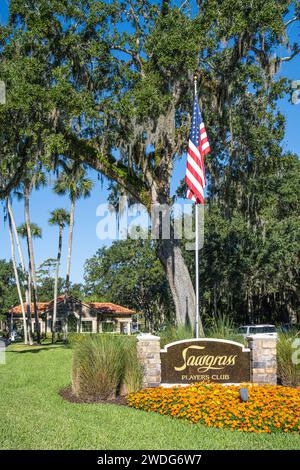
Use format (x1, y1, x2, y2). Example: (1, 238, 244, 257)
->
(72, 335, 142, 400)
(127, 383, 300, 433)
(277, 331, 300, 387)
(205, 315, 245, 344)
(72, 335, 124, 400)
(159, 325, 193, 349)
(123, 339, 143, 394)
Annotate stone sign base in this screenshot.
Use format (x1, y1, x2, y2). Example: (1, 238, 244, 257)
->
(247, 334, 277, 384)
(137, 334, 161, 388)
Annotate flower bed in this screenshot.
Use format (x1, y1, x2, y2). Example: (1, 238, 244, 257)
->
(127, 383, 300, 433)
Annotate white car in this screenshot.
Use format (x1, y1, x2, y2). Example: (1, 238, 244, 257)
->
(238, 324, 277, 339)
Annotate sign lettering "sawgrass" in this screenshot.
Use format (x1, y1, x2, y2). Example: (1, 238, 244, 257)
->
(174, 345, 237, 373)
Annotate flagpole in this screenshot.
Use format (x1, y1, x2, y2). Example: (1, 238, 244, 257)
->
(194, 74, 200, 339)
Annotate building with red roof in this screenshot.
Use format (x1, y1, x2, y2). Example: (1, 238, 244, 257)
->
(7, 295, 135, 335)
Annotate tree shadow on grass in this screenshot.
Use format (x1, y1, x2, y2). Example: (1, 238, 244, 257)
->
(8, 344, 67, 354)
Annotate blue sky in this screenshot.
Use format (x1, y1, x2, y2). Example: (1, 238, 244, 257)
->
(0, 1, 299, 285)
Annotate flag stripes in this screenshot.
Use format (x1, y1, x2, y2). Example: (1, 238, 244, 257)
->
(185, 98, 210, 204)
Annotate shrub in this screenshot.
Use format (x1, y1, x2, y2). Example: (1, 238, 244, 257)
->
(127, 383, 300, 433)
(277, 331, 300, 387)
(205, 315, 245, 344)
(72, 335, 142, 400)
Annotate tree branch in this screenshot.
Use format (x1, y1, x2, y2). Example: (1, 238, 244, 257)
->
(61, 130, 152, 209)
(111, 45, 133, 56)
(0, 140, 32, 199)
(128, 0, 143, 34)
(111, 45, 145, 77)
(285, 15, 300, 27)
(179, 0, 189, 10)
(280, 48, 300, 62)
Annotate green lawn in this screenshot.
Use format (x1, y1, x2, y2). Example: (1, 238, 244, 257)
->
(0, 343, 299, 450)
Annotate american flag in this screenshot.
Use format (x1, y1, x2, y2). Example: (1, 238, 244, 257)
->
(185, 97, 210, 204)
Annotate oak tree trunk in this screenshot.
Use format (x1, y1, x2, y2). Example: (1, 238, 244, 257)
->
(150, 185, 204, 336)
(157, 237, 204, 336)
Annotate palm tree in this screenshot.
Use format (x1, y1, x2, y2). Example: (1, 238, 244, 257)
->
(6, 197, 28, 344)
(1, 173, 32, 343)
(19, 170, 46, 343)
(48, 209, 70, 343)
(6, 199, 34, 344)
(17, 223, 42, 342)
(53, 164, 93, 292)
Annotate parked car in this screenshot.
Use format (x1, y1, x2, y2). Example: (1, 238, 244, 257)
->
(238, 324, 277, 339)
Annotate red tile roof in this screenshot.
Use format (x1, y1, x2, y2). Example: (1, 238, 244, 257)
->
(89, 302, 135, 315)
(9, 302, 51, 315)
(8, 297, 135, 316)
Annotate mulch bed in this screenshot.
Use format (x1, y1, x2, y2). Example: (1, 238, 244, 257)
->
(59, 386, 128, 406)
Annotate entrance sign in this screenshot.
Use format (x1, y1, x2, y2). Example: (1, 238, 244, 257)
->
(160, 339, 250, 384)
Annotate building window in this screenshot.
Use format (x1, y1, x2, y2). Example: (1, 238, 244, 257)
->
(81, 321, 93, 333)
(102, 322, 114, 333)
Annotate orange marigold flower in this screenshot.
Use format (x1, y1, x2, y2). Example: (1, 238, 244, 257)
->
(127, 383, 300, 434)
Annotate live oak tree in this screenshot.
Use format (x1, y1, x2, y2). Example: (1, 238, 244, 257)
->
(0, 1, 299, 330)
